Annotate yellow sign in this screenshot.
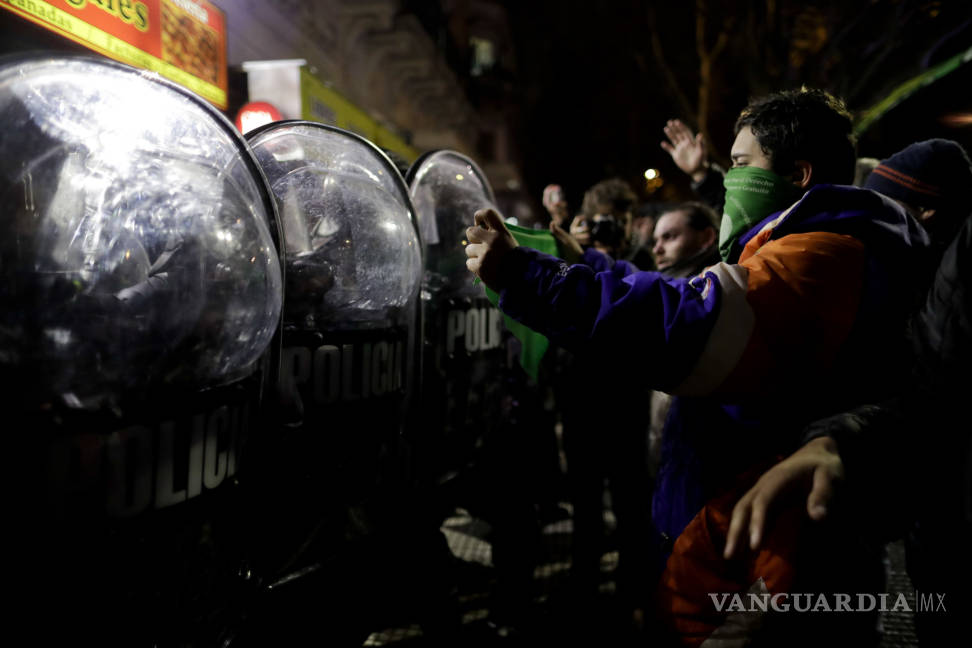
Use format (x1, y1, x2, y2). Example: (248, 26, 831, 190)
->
(300, 67, 418, 163)
(1, 0, 228, 108)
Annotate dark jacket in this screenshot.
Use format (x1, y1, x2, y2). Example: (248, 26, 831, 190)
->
(803, 213, 972, 551)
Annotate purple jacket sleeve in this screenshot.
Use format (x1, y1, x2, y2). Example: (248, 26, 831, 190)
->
(581, 246, 641, 275)
(497, 247, 721, 390)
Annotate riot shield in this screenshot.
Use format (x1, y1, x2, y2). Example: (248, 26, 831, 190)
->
(0, 54, 284, 645)
(408, 151, 559, 629)
(243, 121, 425, 643)
(406, 149, 507, 487)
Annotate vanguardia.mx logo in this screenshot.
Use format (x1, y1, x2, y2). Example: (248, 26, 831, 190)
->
(708, 591, 947, 613)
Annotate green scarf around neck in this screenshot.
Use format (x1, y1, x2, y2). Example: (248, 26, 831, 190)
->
(720, 166, 804, 262)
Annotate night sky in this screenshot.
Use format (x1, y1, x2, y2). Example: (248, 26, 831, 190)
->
(495, 0, 972, 215)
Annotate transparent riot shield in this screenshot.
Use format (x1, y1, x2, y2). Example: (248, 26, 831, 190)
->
(406, 150, 507, 487)
(243, 121, 424, 643)
(408, 151, 557, 629)
(0, 55, 284, 645)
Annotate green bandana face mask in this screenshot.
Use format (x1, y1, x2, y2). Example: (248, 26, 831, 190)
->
(720, 166, 804, 262)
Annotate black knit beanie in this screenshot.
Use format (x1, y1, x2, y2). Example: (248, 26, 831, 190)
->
(864, 138, 972, 210)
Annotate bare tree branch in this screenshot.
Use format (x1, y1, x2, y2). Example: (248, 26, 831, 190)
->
(694, 0, 735, 158)
(645, 4, 696, 123)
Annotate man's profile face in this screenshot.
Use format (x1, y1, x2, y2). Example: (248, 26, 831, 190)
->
(730, 126, 773, 171)
(652, 209, 713, 271)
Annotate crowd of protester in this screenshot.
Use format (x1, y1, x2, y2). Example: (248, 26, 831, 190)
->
(461, 87, 972, 646)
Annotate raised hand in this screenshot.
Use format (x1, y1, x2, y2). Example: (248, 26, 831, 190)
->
(661, 119, 709, 183)
(542, 184, 570, 226)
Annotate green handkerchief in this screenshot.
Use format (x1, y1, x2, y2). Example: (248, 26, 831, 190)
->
(480, 223, 558, 380)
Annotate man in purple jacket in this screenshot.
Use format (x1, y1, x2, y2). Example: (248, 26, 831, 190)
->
(466, 88, 930, 645)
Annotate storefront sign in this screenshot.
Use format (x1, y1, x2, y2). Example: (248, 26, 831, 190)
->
(299, 66, 418, 163)
(1, 0, 228, 108)
(235, 100, 283, 135)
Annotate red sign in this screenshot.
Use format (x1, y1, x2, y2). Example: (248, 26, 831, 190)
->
(1, 0, 228, 108)
(235, 101, 284, 135)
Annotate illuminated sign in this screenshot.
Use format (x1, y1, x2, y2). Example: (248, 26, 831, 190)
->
(1, 0, 228, 108)
(299, 67, 419, 162)
(235, 101, 284, 135)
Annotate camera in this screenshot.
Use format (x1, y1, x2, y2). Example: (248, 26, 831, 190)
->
(590, 216, 622, 247)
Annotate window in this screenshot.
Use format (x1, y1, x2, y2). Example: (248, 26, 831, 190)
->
(470, 36, 496, 76)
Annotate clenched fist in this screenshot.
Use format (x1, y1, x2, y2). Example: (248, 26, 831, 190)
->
(465, 208, 518, 292)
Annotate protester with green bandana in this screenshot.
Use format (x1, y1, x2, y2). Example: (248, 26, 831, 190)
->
(720, 166, 804, 261)
(663, 90, 858, 263)
(467, 88, 931, 646)
(719, 89, 857, 261)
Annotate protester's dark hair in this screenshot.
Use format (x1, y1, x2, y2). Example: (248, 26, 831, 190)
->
(676, 201, 718, 232)
(735, 88, 856, 186)
(581, 178, 638, 216)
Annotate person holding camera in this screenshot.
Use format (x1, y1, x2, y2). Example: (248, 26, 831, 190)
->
(566, 178, 638, 261)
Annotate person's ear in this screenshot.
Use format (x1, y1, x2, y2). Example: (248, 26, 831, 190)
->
(701, 226, 717, 249)
(792, 160, 812, 189)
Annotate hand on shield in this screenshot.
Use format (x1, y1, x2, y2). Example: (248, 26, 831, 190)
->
(465, 208, 518, 292)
